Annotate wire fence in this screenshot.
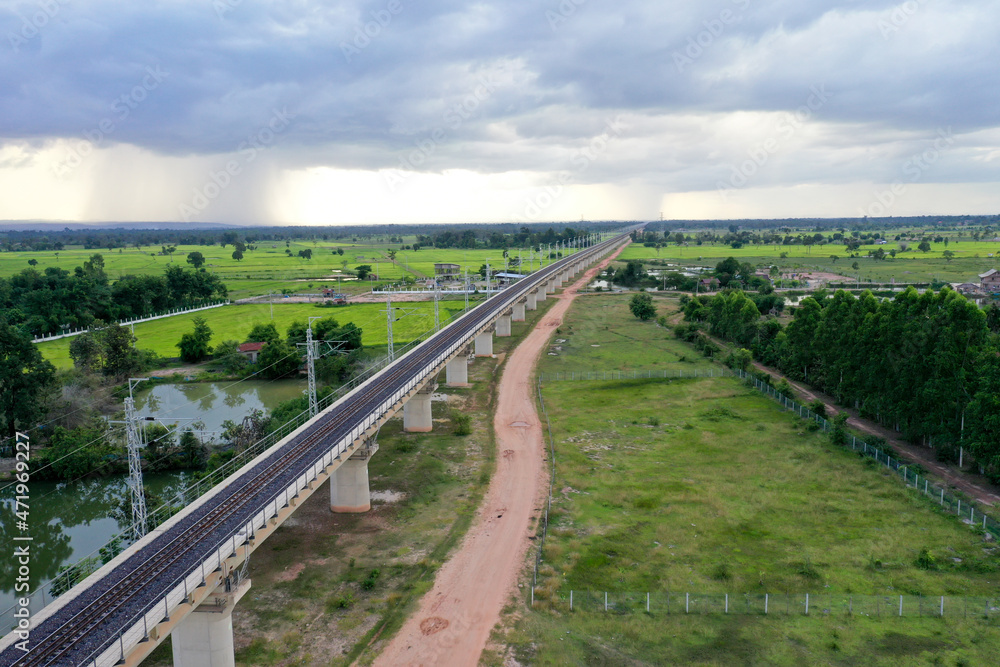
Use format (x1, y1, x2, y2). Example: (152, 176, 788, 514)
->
(538, 368, 733, 382)
(535, 590, 1000, 620)
(732, 368, 1000, 534)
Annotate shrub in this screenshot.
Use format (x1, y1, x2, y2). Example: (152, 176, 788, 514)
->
(807, 399, 827, 418)
(452, 412, 472, 436)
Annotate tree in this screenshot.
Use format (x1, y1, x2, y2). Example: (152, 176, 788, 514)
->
(101, 322, 144, 379)
(387, 249, 397, 262)
(629, 293, 656, 321)
(918, 240, 931, 252)
(213, 339, 248, 374)
(298, 249, 312, 260)
(355, 265, 372, 280)
(186, 251, 205, 269)
(69, 331, 102, 373)
(232, 249, 244, 261)
(336, 248, 345, 256)
(179, 430, 206, 468)
(177, 316, 213, 362)
(245, 322, 280, 345)
(256, 339, 301, 379)
(27, 259, 37, 266)
(0, 319, 57, 439)
(942, 250, 955, 262)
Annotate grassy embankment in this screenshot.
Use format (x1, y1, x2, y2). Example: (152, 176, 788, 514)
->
(140, 293, 560, 666)
(485, 293, 1000, 666)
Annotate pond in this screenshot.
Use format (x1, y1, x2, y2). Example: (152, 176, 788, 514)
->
(0, 379, 304, 617)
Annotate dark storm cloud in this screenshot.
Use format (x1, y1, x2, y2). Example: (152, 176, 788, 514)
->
(1, 0, 998, 182)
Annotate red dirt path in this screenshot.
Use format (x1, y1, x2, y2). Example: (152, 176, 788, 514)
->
(372, 244, 628, 667)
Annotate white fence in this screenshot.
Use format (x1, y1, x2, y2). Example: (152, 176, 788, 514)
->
(31, 300, 230, 343)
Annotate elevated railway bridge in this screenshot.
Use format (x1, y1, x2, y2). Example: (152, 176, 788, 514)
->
(0, 231, 632, 667)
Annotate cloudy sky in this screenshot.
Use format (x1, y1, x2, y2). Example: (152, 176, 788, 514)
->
(0, 0, 998, 225)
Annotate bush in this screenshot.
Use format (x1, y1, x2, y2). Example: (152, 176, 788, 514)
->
(452, 412, 472, 436)
(807, 399, 827, 418)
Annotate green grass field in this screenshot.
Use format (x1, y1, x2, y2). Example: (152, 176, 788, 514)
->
(483, 293, 1000, 666)
(536, 293, 717, 375)
(35, 299, 477, 370)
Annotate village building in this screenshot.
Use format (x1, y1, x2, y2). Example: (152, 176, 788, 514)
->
(238, 341, 265, 363)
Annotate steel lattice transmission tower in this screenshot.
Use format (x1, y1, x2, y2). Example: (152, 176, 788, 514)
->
(306, 317, 320, 417)
(124, 378, 148, 542)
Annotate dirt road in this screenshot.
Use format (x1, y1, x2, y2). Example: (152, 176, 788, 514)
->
(372, 245, 627, 667)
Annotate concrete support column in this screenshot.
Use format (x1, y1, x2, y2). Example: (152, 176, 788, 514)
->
(512, 301, 526, 321)
(330, 457, 372, 512)
(526, 292, 537, 310)
(403, 386, 434, 432)
(172, 579, 250, 667)
(496, 314, 512, 337)
(537, 286, 547, 302)
(445, 354, 469, 386)
(475, 329, 494, 356)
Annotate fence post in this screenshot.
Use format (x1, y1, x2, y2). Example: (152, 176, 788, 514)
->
(604, 592, 608, 612)
(899, 595, 903, 617)
(725, 593, 728, 613)
(765, 593, 768, 615)
(958, 499, 962, 515)
(940, 596, 944, 617)
(805, 593, 809, 615)
(685, 593, 689, 614)
(940, 488, 945, 505)
(647, 592, 650, 613)
(570, 590, 573, 611)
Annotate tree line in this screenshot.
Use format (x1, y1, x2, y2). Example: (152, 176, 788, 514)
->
(683, 285, 1000, 480)
(0, 254, 227, 336)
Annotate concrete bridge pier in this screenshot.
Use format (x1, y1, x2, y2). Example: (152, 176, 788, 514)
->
(445, 349, 470, 386)
(526, 291, 538, 310)
(512, 301, 526, 322)
(496, 313, 512, 337)
(172, 579, 251, 667)
(537, 286, 547, 302)
(403, 383, 436, 432)
(475, 328, 494, 356)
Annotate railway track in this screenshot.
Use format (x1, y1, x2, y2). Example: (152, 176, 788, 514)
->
(0, 235, 626, 667)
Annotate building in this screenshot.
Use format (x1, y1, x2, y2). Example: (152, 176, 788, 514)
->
(980, 269, 1000, 293)
(434, 263, 462, 279)
(238, 341, 265, 363)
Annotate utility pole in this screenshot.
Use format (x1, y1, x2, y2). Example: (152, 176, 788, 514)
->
(306, 316, 320, 417)
(386, 296, 395, 363)
(269, 292, 274, 320)
(464, 268, 469, 311)
(486, 264, 492, 299)
(434, 286, 440, 330)
(124, 378, 148, 542)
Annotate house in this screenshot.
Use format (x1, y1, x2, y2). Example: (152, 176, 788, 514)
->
(434, 263, 462, 279)
(954, 283, 982, 296)
(238, 341, 265, 363)
(698, 277, 720, 291)
(980, 269, 1000, 293)
(321, 289, 348, 304)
